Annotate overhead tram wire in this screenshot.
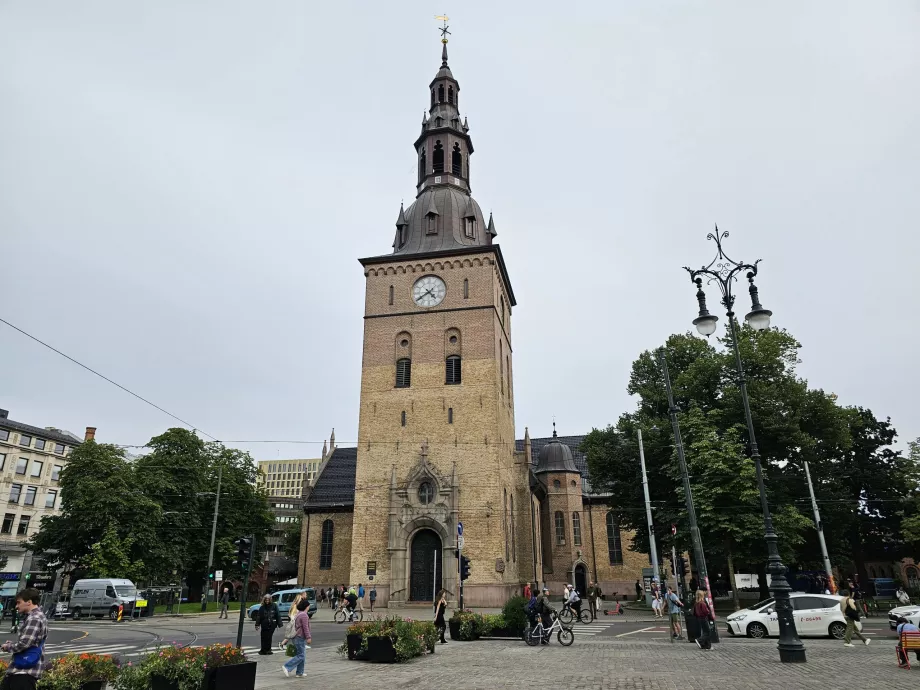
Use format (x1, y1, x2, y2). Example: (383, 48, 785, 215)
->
(0, 315, 219, 441)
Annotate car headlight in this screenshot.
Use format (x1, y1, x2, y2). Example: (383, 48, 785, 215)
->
(903, 610, 920, 617)
(729, 614, 747, 622)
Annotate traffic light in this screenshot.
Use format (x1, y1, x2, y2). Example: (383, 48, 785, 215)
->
(460, 556, 471, 581)
(208, 572, 214, 580)
(234, 537, 253, 569)
(677, 557, 687, 578)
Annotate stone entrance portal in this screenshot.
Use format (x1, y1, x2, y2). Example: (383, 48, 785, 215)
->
(409, 529, 442, 601)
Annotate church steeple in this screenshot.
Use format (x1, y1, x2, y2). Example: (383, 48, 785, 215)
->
(390, 33, 492, 256)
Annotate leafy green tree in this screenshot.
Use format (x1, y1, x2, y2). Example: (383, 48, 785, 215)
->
(84, 526, 146, 581)
(284, 517, 303, 557)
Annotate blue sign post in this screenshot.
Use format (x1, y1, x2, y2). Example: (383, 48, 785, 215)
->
(457, 522, 464, 610)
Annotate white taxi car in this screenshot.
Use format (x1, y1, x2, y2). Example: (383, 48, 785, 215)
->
(725, 593, 860, 639)
(888, 604, 920, 630)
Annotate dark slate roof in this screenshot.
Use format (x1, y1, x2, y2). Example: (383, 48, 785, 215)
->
(0, 413, 82, 445)
(303, 447, 357, 511)
(516, 435, 588, 476)
(390, 186, 490, 256)
(534, 434, 579, 474)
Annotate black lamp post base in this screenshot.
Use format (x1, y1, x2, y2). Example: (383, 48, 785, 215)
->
(777, 644, 807, 663)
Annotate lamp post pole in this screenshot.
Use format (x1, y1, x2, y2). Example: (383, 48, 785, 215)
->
(201, 466, 223, 612)
(684, 226, 805, 663)
(658, 349, 719, 643)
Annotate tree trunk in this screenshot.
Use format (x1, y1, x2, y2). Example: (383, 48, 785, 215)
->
(726, 550, 740, 611)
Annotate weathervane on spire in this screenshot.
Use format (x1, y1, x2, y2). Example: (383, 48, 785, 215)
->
(435, 14, 450, 43)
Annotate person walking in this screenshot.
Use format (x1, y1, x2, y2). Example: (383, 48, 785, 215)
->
(652, 590, 663, 618)
(635, 579, 643, 601)
(434, 590, 448, 644)
(586, 581, 598, 620)
(279, 593, 306, 651)
(281, 599, 312, 678)
(523, 582, 532, 600)
(840, 589, 869, 647)
(218, 588, 230, 619)
(254, 594, 281, 655)
(666, 586, 684, 639)
(369, 586, 377, 613)
(357, 583, 365, 612)
(0, 588, 48, 690)
(330, 587, 338, 612)
(693, 590, 714, 650)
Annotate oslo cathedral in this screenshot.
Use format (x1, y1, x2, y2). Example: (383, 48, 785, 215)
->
(297, 36, 646, 606)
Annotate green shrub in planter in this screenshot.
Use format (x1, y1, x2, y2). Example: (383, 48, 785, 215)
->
(449, 610, 484, 640)
(338, 616, 435, 662)
(502, 595, 528, 634)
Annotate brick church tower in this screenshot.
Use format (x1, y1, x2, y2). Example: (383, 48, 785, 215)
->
(350, 36, 520, 606)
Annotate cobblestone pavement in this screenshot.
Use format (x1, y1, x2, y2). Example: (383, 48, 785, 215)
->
(252, 635, 915, 689)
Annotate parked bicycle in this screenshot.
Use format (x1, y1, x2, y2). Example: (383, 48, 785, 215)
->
(559, 602, 593, 625)
(524, 613, 574, 646)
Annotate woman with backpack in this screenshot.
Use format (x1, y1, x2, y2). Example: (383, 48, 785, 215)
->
(840, 589, 870, 647)
(281, 599, 311, 678)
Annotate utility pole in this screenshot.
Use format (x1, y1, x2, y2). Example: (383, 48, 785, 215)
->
(202, 465, 223, 612)
(235, 535, 255, 649)
(637, 429, 661, 590)
(660, 349, 719, 642)
(804, 461, 836, 594)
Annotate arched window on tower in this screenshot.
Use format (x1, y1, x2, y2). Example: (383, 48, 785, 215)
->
(427, 213, 437, 235)
(510, 494, 515, 561)
(438, 84, 444, 103)
(431, 89, 435, 107)
(463, 278, 469, 299)
(448, 85, 454, 104)
(433, 141, 444, 173)
(554, 511, 566, 545)
(396, 358, 411, 388)
(445, 355, 461, 385)
(572, 512, 582, 546)
(319, 519, 334, 569)
(606, 512, 623, 565)
(418, 147, 426, 183)
(452, 143, 462, 175)
(466, 155, 470, 186)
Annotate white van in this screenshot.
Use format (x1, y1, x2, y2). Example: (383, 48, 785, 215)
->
(69, 579, 138, 621)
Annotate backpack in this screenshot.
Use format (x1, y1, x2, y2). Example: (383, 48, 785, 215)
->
(525, 596, 538, 614)
(285, 611, 299, 638)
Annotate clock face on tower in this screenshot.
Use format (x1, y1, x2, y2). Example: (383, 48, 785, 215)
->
(413, 275, 447, 307)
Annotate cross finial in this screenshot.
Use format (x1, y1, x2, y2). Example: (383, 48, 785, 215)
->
(435, 14, 450, 43)
(552, 418, 557, 438)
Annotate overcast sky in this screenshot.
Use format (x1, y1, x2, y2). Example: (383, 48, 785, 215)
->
(1, 1, 918, 462)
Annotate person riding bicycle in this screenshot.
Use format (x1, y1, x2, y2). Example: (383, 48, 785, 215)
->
(344, 588, 359, 622)
(565, 585, 582, 620)
(535, 587, 557, 644)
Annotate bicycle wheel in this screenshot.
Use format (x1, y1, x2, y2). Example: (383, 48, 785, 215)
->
(578, 608, 594, 624)
(526, 624, 542, 646)
(557, 627, 575, 646)
(558, 608, 574, 625)
(355, 610, 364, 622)
(334, 609, 346, 624)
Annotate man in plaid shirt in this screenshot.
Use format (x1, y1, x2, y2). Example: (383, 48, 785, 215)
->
(0, 588, 47, 690)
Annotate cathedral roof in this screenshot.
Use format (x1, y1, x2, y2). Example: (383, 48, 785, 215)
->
(392, 187, 489, 255)
(533, 428, 580, 474)
(302, 447, 357, 512)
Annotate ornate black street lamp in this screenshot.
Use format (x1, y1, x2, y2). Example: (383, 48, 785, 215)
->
(684, 226, 806, 664)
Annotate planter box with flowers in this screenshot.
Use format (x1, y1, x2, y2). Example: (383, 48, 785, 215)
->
(111, 643, 254, 690)
(339, 616, 437, 663)
(33, 652, 119, 690)
(449, 610, 484, 641)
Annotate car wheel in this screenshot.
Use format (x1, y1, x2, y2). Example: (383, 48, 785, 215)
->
(71, 608, 82, 621)
(747, 622, 768, 639)
(829, 621, 847, 640)
(109, 608, 119, 622)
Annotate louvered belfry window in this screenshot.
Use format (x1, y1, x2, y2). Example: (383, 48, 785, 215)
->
(396, 358, 412, 388)
(445, 355, 461, 385)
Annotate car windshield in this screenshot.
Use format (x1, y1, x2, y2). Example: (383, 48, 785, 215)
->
(115, 587, 137, 598)
(305, 589, 314, 599)
(750, 598, 775, 611)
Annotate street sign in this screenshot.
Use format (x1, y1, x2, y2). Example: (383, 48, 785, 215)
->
(457, 535, 465, 549)
(215, 570, 223, 580)
(135, 599, 148, 609)
(458, 522, 463, 536)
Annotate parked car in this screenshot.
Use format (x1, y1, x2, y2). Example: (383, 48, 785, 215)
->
(69, 579, 138, 621)
(725, 593, 860, 639)
(888, 604, 920, 630)
(247, 588, 316, 621)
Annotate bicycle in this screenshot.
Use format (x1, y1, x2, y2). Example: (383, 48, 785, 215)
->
(334, 604, 363, 624)
(524, 613, 574, 646)
(558, 602, 593, 625)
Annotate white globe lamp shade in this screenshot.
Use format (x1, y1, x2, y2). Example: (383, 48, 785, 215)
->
(693, 314, 719, 337)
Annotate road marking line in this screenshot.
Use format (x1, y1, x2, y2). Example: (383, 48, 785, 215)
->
(615, 627, 656, 637)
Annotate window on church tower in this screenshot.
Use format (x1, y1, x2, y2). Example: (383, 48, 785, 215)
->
(445, 356, 461, 385)
(572, 512, 582, 546)
(510, 494, 515, 561)
(431, 89, 435, 107)
(433, 141, 444, 173)
(452, 143, 462, 175)
(463, 279, 469, 299)
(447, 407, 453, 424)
(319, 519, 334, 569)
(448, 85, 454, 104)
(504, 489, 510, 562)
(554, 511, 565, 545)
(419, 147, 426, 183)
(396, 358, 411, 388)
(389, 285, 394, 305)
(606, 512, 623, 565)
(401, 411, 406, 426)
(464, 218, 475, 239)
(438, 84, 444, 102)
(427, 213, 437, 234)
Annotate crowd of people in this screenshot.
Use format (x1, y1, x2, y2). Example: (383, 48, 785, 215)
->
(316, 583, 377, 613)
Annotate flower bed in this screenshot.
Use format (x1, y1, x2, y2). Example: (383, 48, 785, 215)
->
(37, 653, 120, 690)
(113, 643, 253, 690)
(449, 610, 484, 641)
(339, 616, 437, 663)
